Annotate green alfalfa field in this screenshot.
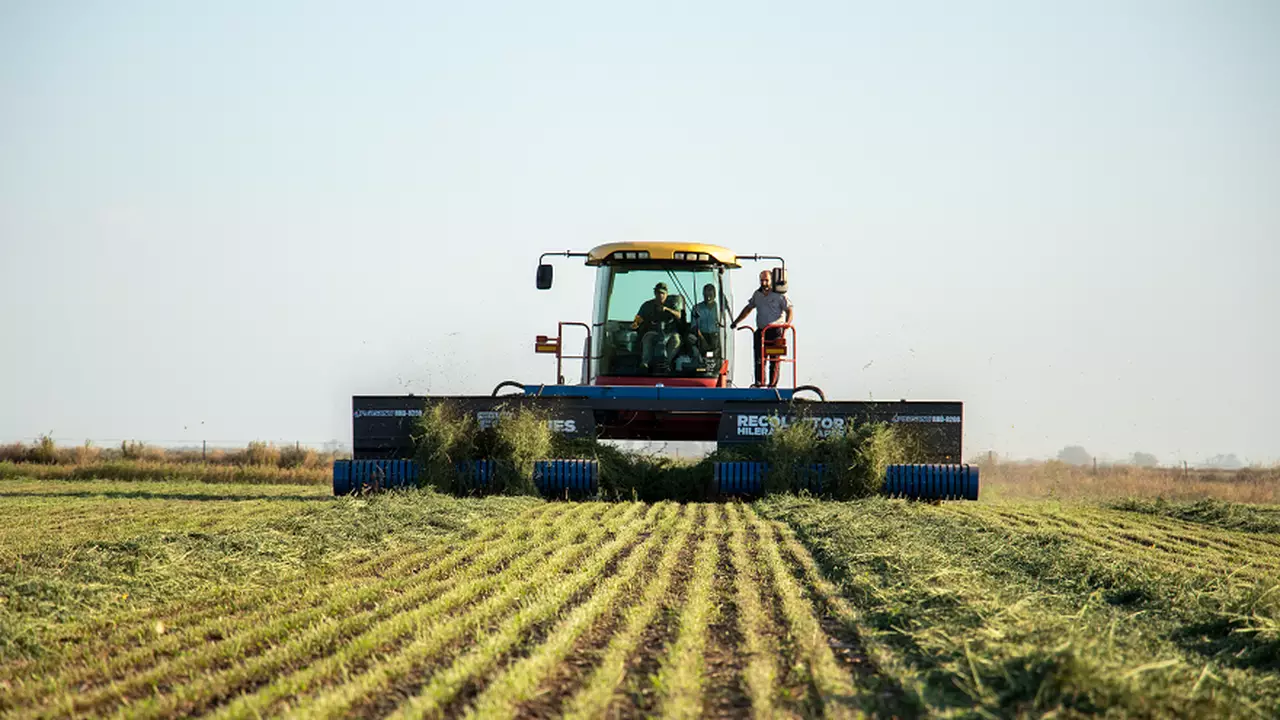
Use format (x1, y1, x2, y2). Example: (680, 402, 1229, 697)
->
(2, 471, 1279, 719)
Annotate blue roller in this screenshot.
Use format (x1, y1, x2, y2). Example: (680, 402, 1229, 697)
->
(714, 462, 765, 494)
(716, 461, 827, 495)
(334, 459, 351, 495)
(796, 463, 825, 493)
(884, 464, 979, 500)
(455, 459, 495, 492)
(332, 459, 420, 495)
(713, 462, 978, 499)
(533, 459, 599, 496)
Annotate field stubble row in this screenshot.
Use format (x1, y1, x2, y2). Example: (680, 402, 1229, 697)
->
(2, 479, 1278, 718)
(2, 481, 871, 719)
(761, 496, 1280, 718)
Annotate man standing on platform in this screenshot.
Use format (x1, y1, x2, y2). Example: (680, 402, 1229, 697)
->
(730, 270, 794, 387)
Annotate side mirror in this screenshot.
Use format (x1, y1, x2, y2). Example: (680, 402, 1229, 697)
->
(772, 267, 789, 293)
(536, 264, 554, 290)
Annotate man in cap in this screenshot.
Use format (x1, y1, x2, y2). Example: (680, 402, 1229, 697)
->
(730, 270, 794, 386)
(631, 282, 683, 373)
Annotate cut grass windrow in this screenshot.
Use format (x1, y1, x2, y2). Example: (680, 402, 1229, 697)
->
(1, 488, 541, 683)
(743, 505, 861, 720)
(1071, 506, 1280, 564)
(656, 504, 724, 720)
(472, 504, 700, 720)
(724, 503, 789, 720)
(0, 489, 336, 645)
(137, 503, 635, 720)
(293, 502, 670, 717)
(558, 507, 705, 720)
(759, 496, 1280, 718)
(82, 500, 557, 636)
(770, 515, 923, 717)
(9, 504, 567, 705)
(950, 505, 1280, 576)
(208, 499, 650, 717)
(10, 484, 1278, 720)
(31, 503, 610, 719)
(1106, 498, 1280, 536)
(10, 542, 434, 703)
(384, 502, 686, 717)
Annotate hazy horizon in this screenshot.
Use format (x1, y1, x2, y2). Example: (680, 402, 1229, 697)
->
(2, 1, 1277, 466)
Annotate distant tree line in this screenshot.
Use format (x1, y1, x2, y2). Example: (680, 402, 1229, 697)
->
(968, 447, 1250, 469)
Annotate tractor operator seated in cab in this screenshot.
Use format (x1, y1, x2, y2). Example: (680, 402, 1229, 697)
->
(631, 282, 682, 373)
(688, 283, 722, 363)
(730, 270, 794, 387)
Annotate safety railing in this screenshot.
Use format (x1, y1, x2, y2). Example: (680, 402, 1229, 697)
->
(735, 322, 797, 388)
(535, 321, 592, 385)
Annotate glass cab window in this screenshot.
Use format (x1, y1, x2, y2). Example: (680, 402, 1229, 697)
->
(596, 266, 733, 379)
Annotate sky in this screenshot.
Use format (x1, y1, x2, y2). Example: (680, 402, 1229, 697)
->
(2, 0, 1277, 465)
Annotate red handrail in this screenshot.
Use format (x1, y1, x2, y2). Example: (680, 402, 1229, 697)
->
(735, 322, 797, 388)
(555, 321, 591, 384)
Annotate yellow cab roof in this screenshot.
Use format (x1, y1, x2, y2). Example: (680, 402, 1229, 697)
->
(585, 241, 740, 267)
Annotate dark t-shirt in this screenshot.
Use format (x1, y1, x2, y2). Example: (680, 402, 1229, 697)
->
(636, 299, 674, 333)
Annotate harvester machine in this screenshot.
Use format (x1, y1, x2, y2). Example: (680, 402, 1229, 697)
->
(335, 242, 978, 500)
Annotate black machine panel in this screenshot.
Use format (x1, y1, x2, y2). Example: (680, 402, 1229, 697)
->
(716, 401, 962, 462)
(352, 395, 963, 462)
(352, 395, 596, 460)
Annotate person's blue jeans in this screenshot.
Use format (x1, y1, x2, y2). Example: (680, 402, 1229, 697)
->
(642, 331, 678, 369)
